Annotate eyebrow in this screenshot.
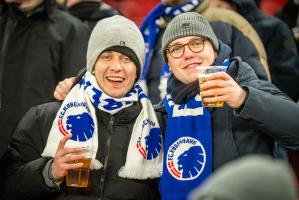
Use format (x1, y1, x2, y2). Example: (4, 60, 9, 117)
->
(169, 37, 201, 47)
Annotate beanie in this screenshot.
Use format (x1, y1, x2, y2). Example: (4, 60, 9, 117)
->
(189, 155, 297, 200)
(161, 12, 219, 63)
(86, 15, 145, 79)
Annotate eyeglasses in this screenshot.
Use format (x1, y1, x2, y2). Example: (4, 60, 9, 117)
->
(166, 38, 206, 58)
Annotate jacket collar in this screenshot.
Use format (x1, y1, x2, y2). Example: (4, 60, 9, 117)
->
(96, 101, 142, 125)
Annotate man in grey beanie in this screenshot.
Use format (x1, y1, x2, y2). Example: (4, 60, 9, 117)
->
(156, 12, 299, 200)
(189, 155, 297, 200)
(1, 15, 162, 200)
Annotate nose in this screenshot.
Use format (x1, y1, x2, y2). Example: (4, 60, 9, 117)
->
(182, 45, 193, 58)
(110, 59, 122, 71)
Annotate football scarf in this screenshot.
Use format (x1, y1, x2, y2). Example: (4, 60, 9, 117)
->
(159, 93, 212, 200)
(42, 72, 163, 179)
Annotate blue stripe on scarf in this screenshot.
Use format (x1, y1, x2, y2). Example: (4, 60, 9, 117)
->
(160, 94, 212, 200)
(78, 74, 149, 113)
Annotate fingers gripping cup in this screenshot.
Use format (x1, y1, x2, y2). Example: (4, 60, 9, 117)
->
(197, 66, 227, 107)
(66, 147, 92, 187)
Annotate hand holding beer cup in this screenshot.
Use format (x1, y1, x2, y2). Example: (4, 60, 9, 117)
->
(198, 66, 247, 109)
(51, 134, 91, 187)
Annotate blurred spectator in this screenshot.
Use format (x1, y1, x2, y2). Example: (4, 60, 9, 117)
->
(189, 155, 297, 200)
(255, 0, 261, 6)
(140, 0, 270, 104)
(0, 0, 89, 160)
(275, 0, 299, 50)
(66, 0, 119, 30)
(210, 0, 299, 102)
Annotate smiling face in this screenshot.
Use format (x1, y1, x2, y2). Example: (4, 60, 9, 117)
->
(93, 51, 137, 98)
(166, 36, 217, 84)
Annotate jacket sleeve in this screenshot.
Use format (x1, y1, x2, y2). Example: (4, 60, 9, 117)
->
(232, 59, 299, 151)
(2, 103, 60, 199)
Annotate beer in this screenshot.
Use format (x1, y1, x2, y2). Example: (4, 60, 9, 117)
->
(198, 66, 226, 108)
(292, 27, 299, 42)
(66, 157, 91, 187)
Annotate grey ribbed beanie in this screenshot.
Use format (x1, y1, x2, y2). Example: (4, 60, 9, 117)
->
(162, 12, 219, 63)
(86, 15, 145, 79)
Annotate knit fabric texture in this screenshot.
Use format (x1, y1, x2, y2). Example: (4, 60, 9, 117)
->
(86, 15, 145, 79)
(162, 12, 219, 63)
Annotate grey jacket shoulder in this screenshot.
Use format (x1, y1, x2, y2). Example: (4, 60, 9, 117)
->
(231, 58, 299, 151)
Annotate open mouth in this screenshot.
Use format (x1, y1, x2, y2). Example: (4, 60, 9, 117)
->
(106, 76, 125, 84)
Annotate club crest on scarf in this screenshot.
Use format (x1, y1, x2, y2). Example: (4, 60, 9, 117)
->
(167, 136, 206, 180)
(137, 119, 162, 160)
(58, 102, 94, 142)
(160, 93, 212, 199)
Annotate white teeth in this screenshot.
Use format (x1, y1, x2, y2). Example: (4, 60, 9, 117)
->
(107, 76, 124, 82)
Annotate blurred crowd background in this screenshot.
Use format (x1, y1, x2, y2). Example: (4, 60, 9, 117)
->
(100, 0, 287, 25)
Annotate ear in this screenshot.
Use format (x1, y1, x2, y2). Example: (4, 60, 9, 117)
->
(166, 54, 172, 70)
(214, 51, 218, 60)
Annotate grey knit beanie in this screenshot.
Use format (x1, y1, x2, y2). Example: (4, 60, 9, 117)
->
(86, 15, 145, 79)
(162, 12, 219, 63)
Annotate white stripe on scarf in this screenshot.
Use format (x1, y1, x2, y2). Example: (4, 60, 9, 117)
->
(42, 72, 163, 179)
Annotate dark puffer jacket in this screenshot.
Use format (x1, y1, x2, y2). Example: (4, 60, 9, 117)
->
(1, 101, 160, 200)
(226, 0, 299, 101)
(0, 0, 89, 158)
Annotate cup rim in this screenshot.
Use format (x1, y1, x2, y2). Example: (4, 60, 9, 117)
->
(195, 65, 228, 70)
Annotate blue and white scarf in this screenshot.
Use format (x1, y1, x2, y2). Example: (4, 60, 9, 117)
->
(42, 72, 163, 179)
(159, 93, 212, 200)
(140, 0, 201, 80)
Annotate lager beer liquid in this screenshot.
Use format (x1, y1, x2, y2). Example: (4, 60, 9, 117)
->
(66, 157, 91, 187)
(199, 76, 224, 108)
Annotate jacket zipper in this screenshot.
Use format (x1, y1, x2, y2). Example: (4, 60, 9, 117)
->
(98, 116, 114, 200)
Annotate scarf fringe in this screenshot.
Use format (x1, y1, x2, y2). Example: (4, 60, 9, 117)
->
(91, 159, 102, 170)
(118, 165, 163, 179)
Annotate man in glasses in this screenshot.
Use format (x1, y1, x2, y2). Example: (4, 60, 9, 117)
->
(140, 0, 270, 105)
(156, 12, 299, 200)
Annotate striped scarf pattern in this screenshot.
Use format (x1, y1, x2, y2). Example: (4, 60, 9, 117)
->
(42, 72, 163, 179)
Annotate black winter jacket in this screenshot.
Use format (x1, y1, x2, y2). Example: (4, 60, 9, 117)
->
(155, 56, 299, 171)
(146, 0, 270, 104)
(0, 1, 89, 158)
(68, 1, 119, 30)
(226, 0, 299, 101)
(1, 101, 160, 200)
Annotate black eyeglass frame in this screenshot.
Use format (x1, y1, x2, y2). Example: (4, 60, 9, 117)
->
(166, 37, 206, 58)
